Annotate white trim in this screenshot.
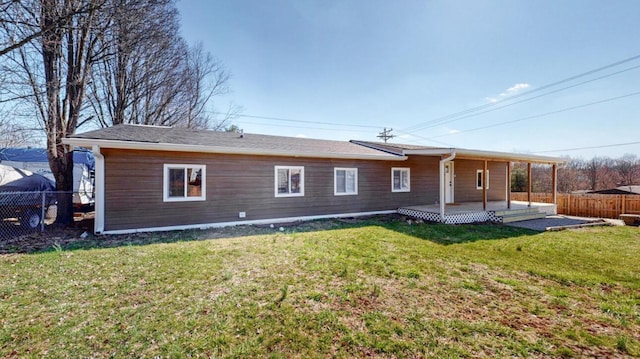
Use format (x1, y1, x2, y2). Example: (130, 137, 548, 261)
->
(274, 166, 305, 197)
(476, 169, 489, 190)
(334, 167, 358, 196)
(163, 164, 206, 202)
(92, 145, 105, 234)
(505, 166, 508, 202)
(444, 162, 454, 204)
(63, 138, 407, 161)
(100, 210, 398, 235)
(391, 167, 410, 192)
(487, 170, 490, 190)
(439, 151, 456, 221)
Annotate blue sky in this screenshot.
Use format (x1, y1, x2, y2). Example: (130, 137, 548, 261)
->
(177, 1, 640, 159)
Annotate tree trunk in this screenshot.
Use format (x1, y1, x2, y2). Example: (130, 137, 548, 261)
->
(48, 146, 75, 226)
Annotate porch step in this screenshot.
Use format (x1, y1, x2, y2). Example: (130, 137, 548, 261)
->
(500, 211, 546, 223)
(493, 207, 541, 217)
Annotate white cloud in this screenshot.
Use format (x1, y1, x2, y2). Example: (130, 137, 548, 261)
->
(448, 129, 460, 134)
(295, 134, 307, 138)
(486, 83, 531, 103)
(505, 83, 530, 94)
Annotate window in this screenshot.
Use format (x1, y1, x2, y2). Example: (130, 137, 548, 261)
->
(334, 168, 358, 195)
(163, 164, 206, 202)
(392, 167, 410, 192)
(476, 169, 489, 190)
(275, 166, 304, 197)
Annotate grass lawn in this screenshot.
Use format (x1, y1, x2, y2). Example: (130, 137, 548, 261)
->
(1, 218, 639, 358)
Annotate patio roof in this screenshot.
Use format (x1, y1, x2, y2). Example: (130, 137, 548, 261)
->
(351, 141, 564, 164)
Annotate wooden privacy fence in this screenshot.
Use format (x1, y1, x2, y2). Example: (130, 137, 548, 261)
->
(511, 192, 640, 219)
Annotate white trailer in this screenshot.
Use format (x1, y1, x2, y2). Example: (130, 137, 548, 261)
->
(0, 148, 95, 207)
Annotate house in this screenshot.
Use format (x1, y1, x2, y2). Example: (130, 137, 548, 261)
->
(588, 186, 640, 195)
(63, 124, 563, 234)
(0, 147, 95, 207)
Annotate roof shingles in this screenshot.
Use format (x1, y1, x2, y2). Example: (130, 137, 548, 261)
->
(68, 124, 402, 159)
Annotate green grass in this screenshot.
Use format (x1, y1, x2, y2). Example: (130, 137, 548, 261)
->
(1, 220, 639, 358)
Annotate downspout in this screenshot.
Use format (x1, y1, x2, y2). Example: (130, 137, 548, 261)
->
(92, 145, 105, 234)
(439, 150, 456, 222)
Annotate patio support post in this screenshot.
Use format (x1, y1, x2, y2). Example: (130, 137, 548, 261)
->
(439, 151, 456, 222)
(507, 162, 511, 209)
(483, 160, 488, 210)
(527, 162, 532, 207)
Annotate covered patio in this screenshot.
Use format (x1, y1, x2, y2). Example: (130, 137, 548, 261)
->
(350, 141, 566, 225)
(400, 147, 565, 224)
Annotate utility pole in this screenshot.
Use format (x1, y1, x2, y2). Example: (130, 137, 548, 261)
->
(377, 128, 395, 143)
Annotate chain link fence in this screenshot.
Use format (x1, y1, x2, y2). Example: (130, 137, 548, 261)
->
(0, 191, 92, 242)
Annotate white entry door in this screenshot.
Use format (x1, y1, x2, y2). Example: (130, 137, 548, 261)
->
(445, 162, 454, 204)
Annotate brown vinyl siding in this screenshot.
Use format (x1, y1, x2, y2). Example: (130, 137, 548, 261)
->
(453, 159, 507, 202)
(102, 149, 440, 231)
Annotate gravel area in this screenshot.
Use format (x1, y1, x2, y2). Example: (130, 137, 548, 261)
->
(505, 215, 621, 231)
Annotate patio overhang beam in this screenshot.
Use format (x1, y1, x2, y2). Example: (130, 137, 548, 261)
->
(403, 148, 564, 165)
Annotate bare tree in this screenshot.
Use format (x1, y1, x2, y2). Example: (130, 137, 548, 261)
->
(0, 0, 100, 57)
(86, 2, 232, 130)
(0, 0, 113, 225)
(584, 157, 608, 191)
(2, 0, 236, 227)
(557, 158, 586, 193)
(614, 153, 640, 186)
(182, 42, 231, 129)
(0, 118, 36, 147)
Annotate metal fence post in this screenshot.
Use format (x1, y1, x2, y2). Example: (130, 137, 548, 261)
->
(41, 191, 46, 232)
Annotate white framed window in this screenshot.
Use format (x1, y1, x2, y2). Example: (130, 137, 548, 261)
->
(476, 169, 489, 190)
(275, 166, 304, 197)
(392, 167, 410, 192)
(334, 168, 358, 196)
(163, 164, 206, 202)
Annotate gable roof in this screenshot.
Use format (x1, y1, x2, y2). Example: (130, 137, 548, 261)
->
(64, 125, 406, 161)
(351, 140, 565, 164)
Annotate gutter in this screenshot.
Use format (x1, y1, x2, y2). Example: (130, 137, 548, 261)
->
(92, 145, 105, 234)
(439, 150, 456, 222)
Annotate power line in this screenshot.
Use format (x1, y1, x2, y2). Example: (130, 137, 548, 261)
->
(401, 53, 640, 132)
(407, 64, 640, 133)
(534, 141, 640, 154)
(392, 129, 456, 147)
(235, 120, 373, 133)
(426, 90, 640, 139)
(237, 118, 457, 146)
(214, 112, 382, 129)
(233, 115, 457, 146)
